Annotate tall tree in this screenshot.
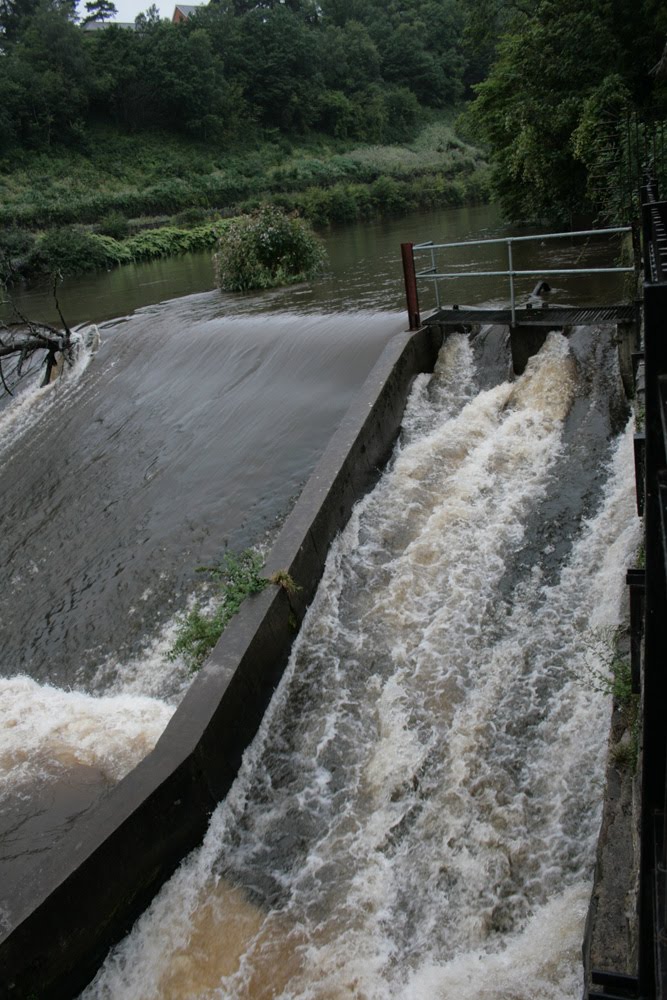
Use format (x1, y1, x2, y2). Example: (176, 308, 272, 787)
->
(82, 0, 117, 24)
(467, 0, 666, 221)
(0, 0, 90, 148)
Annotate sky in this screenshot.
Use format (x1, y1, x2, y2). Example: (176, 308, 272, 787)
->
(107, 0, 170, 23)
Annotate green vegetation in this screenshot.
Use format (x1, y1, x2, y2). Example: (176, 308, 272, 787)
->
(0, 120, 489, 280)
(267, 569, 301, 597)
(0, 0, 469, 155)
(587, 627, 640, 773)
(464, 0, 667, 222)
(636, 538, 646, 570)
(0, 0, 498, 282)
(0, 122, 487, 229)
(3, 220, 226, 279)
(214, 205, 325, 291)
(170, 549, 268, 671)
(169, 551, 304, 671)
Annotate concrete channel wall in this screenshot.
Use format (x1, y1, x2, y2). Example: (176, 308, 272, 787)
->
(0, 322, 444, 1000)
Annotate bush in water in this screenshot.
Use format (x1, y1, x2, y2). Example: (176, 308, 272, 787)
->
(214, 204, 326, 292)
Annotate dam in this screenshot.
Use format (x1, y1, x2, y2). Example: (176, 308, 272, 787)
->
(0, 207, 643, 997)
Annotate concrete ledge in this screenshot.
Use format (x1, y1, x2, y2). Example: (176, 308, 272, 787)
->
(0, 322, 443, 1000)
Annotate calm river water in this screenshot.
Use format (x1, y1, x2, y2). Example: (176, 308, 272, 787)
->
(0, 203, 636, 998)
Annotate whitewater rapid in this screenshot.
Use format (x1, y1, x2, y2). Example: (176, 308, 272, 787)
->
(81, 328, 639, 1000)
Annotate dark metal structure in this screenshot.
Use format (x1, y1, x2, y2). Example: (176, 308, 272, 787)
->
(635, 180, 667, 1000)
(421, 304, 636, 329)
(400, 227, 634, 331)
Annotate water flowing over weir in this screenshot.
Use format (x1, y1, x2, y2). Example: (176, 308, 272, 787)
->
(0, 301, 407, 909)
(82, 325, 640, 1000)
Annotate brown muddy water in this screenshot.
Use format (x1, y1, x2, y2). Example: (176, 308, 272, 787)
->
(0, 205, 637, 998)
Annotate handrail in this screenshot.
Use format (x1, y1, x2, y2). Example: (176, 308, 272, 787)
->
(413, 225, 632, 252)
(403, 226, 634, 328)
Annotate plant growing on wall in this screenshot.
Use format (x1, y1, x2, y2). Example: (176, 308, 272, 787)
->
(169, 550, 303, 671)
(214, 204, 326, 292)
(170, 549, 268, 671)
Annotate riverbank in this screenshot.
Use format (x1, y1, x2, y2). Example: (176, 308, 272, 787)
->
(0, 120, 491, 283)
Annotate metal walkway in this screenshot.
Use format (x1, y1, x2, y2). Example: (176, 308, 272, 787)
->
(400, 225, 636, 330)
(424, 303, 636, 328)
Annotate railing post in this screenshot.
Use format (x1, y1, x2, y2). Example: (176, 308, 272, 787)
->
(507, 239, 516, 326)
(643, 181, 655, 283)
(401, 242, 421, 331)
(431, 245, 441, 310)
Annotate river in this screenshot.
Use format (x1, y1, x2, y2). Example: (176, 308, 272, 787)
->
(0, 204, 637, 996)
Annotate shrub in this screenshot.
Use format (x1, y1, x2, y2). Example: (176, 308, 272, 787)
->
(370, 175, 409, 214)
(123, 223, 222, 262)
(91, 233, 134, 267)
(98, 211, 130, 241)
(30, 226, 114, 275)
(214, 204, 326, 292)
(0, 227, 36, 282)
(174, 206, 211, 227)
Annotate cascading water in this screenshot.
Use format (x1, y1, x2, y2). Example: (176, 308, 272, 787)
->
(0, 297, 407, 918)
(81, 324, 640, 1000)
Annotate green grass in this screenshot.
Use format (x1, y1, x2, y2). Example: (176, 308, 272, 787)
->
(586, 626, 640, 773)
(0, 119, 489, 232)
(0, 117, 490, 280)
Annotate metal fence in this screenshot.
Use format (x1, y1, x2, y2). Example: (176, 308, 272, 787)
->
(402, 226, 634, 328)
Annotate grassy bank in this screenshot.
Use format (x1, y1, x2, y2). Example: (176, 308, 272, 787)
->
(1, 119, 491, 280)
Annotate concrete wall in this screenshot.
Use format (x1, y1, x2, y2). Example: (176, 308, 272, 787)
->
(0, 322, 443, 1000)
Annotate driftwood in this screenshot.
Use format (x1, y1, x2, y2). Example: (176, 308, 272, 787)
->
(0, 279, 75, 395)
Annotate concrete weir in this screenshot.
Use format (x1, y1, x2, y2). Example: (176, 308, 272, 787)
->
(0, 322, 443, 1000)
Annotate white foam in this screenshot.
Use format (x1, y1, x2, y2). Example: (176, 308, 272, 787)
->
(81, 330, 639, 1000)
(0, 675, 173, 796)
(89, 612, 193, 704)
(0, 326, 99, 462)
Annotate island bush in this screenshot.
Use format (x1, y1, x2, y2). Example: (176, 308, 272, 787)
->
(214, 205, 326, 292)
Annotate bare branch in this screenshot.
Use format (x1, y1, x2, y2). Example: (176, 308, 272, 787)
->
(0, 280, 74, 396)
(0, 333, 62, 359)
(651, 40, 667, 78)
(0, 358, 13, 396)
(52, 274, 73, 345)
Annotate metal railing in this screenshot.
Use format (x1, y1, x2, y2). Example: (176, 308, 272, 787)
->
(402, 226, 635, 328)
(637, 176, 667, 1000)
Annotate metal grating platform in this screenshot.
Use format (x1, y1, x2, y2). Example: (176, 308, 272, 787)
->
(424, 304, 636, 328)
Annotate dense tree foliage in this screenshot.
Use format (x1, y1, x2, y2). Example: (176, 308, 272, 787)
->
(466, 0, 667, 221)
(0, 0, 664, 225)
(0, 0, 470, 156)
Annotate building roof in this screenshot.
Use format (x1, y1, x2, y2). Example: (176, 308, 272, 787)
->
(173, 4, 204, 16)
(82, 19, 137, 30)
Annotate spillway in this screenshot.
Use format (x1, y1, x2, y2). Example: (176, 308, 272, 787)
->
(81, 323, 639, 1000)
(0, 302, 407, 910)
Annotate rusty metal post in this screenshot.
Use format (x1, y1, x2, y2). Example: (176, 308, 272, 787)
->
(401, 242, 420, 331)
